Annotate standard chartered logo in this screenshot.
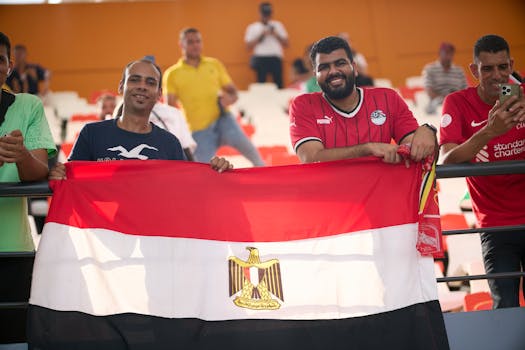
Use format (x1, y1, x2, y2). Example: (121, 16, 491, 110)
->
(493, 138, 525, 158)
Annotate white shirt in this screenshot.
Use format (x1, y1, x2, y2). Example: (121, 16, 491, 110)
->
(150, 103, 197, 151)
(244, 20, 288, 57)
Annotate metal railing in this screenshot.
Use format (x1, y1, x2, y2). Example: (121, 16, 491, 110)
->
(434, 160, 525, 283)
(1, 159, 524, 197)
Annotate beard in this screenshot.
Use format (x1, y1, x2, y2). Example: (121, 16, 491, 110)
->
(319, 72, 356, 100)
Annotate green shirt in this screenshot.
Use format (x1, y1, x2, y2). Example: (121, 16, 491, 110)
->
(0, 93, 56, 252)
(305, 76, 321, 93)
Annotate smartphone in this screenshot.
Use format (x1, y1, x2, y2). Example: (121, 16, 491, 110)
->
(499, 83, 522, 105)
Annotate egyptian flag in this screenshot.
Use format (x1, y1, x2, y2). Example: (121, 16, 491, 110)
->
(28, 159, 449, 350)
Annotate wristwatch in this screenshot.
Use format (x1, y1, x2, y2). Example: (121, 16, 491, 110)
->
(422, 123, 437, 134)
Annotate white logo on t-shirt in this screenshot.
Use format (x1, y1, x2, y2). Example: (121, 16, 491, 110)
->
(471, 120, 488, 128)
(316, 116, 333, 124)
(107, 144, 159, 160)
(370, 110, 386, 126)
(441, 114, 452, 128)
(475, 146, 489, 163)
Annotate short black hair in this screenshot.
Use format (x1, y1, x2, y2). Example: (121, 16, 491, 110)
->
(292, 58, 309, 75)
(0, 32, 11, 61)
(310, 36, 354, 67)
(121, 59, 162, 88)
(259, 2, 272, 15)
(473, 34, 510, 61)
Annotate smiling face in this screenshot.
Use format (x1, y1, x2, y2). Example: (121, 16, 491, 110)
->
(119, 61, 161, 116)
(470, 50, 513, 104)
(315, 48, 357, 100)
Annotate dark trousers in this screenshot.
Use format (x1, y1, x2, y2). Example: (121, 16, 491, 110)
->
(252, 56, 283, 88)
(480, 230, 525, 308)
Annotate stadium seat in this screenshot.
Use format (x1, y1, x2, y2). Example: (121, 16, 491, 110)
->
(89, 89, 117, 104)
(372, 78, 393, 88)
(264, 151, 300, 166)
(59, 142, 75, 161)
(398, 86, 424, 105)
(463, 276, 525, 312)
(216, 146, 240, 156)
(440, 213, 469, 230)
(70, 113, 99, 122)
(405, 75, 424, 88)
(463, 292, 493, 311)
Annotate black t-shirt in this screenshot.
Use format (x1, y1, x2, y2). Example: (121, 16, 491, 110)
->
(69, 119, 183, 161)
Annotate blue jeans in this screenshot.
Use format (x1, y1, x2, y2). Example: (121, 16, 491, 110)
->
(192, 112, 265, 166)
(480, 230, 525, 308)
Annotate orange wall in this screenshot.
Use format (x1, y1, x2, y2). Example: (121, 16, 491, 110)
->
(1, 0, 524, 98)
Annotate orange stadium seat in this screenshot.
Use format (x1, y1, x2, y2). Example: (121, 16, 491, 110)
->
(398, 86, 424, 105)
(216, 146, 240, 156)
(60, 142, 74, 160)
(463, 281, 525, 312)
(89, 90, 117, 104)
(241, 123, 255, 138)
(70, 113, 99, 122)
(263, 152, 300, 166)
(463, 292, 493, 311)
(257, 145, 288, 158)
(440, 213, 469, 230)
(257, 146, 293, 166)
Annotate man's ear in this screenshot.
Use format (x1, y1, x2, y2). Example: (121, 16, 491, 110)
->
(118, 80, 124, 94)
(7, 60, 13, 76)
(468, 63, 479, 81)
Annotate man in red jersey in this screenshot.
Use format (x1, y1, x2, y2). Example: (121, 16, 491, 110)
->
(289, 36, 437, 165)
(440, 34, 525, 308)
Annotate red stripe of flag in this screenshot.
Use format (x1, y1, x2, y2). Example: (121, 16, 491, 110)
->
(46, 158, 421, 242)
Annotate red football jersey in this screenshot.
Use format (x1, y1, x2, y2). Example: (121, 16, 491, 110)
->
(440, 85, 525, 227)
(290, 88, 418, 152)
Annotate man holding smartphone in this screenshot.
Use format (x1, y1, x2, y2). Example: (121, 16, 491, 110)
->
(244, 2, 288, 88)
(439, 34, 525, 308)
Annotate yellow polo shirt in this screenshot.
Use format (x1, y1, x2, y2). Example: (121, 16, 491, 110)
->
(163, 57, 232, 132)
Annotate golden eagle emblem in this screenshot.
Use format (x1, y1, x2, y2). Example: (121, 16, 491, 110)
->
(228, 247, 284, 310)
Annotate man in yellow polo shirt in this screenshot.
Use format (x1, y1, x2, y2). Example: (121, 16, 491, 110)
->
(163, 27, 264, 166)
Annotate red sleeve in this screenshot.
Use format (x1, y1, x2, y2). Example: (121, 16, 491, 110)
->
(439, 92, 465, 146)
(289, 94, 322, 152)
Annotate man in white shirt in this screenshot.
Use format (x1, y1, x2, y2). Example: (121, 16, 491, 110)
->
(150, 102, 197, 161)
(244, 2, 288, 88)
